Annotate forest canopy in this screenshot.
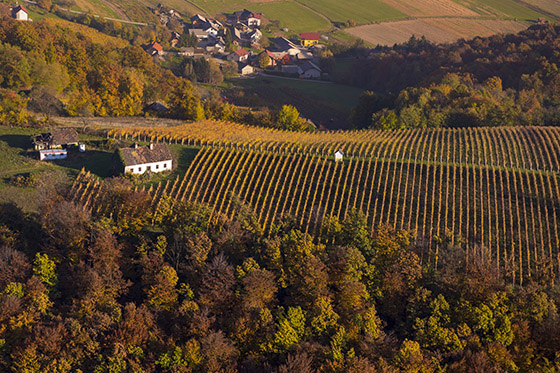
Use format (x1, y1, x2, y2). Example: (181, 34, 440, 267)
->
(347, 25, 560, 129)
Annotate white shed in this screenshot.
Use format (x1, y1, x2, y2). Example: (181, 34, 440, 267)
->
(40, 149, 67, 161)
(334, 150, 344, 162)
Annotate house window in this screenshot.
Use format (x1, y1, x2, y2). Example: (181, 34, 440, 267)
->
(138, 167, 142, 172)
(156, 164, 159, 169)
(163, 163, 167, 168)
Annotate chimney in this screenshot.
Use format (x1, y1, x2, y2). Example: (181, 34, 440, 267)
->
(149, 142, 154, 150)
(134, 143, 139, 149)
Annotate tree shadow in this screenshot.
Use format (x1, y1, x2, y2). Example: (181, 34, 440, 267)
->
(0, 134, 33, 151)
(174, 147, 200, 175)
(52, 150, 115, 178)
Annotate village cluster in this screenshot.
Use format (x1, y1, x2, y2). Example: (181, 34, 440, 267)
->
(144, 9, 325, 79)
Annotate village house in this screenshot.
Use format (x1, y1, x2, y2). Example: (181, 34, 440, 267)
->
(119, 143, 173, 175)
(273, 37, 301, 56)
(144, 41, 164, 56)
(300, 61, 322, 79)
(300, 32, 320, 47)
(11, 5, 30, 21)
(190, 14, 207, 28)
(33, 128, 79, 151)
(227, 48, 249, 62)
(228, 9, 262, 27)
(189, 28, 208, 41)
(238, 62, 254, 75)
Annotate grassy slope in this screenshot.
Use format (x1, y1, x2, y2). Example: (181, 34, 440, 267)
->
(453, 0, 552, 21)
(299, 0, 406, 25)
(232, 76, 364, 129)
(0, 127, 113, 211)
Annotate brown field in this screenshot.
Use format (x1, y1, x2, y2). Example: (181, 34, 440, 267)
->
(380, 0, 478, 17)
(345, 18, 526, 45)
(522, 0, 560, 17)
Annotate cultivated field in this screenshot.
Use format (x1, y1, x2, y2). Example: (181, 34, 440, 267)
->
(297, 0, 405, 25)
(70, 123, 560, 284)
(346, 18, 526, 45)
(380, 0, 478, 17)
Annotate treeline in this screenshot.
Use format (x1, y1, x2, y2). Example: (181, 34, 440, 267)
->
(0, 174, 560, 371)
(346, 25, 560, 128)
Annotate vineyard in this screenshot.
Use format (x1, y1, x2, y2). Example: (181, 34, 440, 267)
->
(75, 123, 560, 283)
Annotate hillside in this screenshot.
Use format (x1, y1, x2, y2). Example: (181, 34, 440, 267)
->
(59, 0, 560, 43)
(68, 121, 560, 285)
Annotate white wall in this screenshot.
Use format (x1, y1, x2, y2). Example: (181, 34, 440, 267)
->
(40, 151, 67, 161)
(125, 160, 172, 174)
(15, 10, 28, 21)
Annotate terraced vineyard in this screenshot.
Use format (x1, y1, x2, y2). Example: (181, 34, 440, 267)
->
(76, 124, 560, 283)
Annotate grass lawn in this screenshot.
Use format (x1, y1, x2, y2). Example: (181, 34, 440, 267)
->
(231, 76, 364, 129)
(299, 0, 406, 25)
(454, 0, 550, 21)
(0, 127, 113, 211)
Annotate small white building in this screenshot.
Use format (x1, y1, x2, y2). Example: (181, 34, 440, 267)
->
(11, 5, 30, 21)
(238, 63, 254, 75)
(40, 149, 67, 161)
(300, 61, 322, 79)
(227, 48, 249, 62)
(120, 143, 173, 175)
(334, 150, 344, 162)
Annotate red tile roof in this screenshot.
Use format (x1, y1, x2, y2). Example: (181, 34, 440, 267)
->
(235, 48, 249, 57)
(300, 32, 320, 41)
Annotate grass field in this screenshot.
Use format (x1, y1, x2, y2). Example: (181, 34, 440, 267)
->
(231, 76, 364, 129)
(454, 0, 553, 21)
(297, 0, 406, 25)
(346, 18, 526, 46)
(381, 0, 477, 17)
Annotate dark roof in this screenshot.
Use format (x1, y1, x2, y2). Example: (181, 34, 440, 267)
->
(12, 5, 28, 15)
(300, 32, 320, 41)
(120, 144, 172, 166)
(300, 61, 321, 72)
(51, 128, 79, 145)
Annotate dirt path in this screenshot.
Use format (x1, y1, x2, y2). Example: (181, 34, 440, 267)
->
(97, 0, 130, 21)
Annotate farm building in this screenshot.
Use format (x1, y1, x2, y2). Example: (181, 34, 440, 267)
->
(33, 128, 79, 150)
(238, 63, 254, 75)
(300, 32, 320, 47)
(144, 42, 164, 56)
(334, 150, 344, 161)
(40, 149, 67, 161)
(11, 5, 29, 21)
(300, 61, 322, 79)
(119, 143, 173, 175)
(229, 9, 262, 27)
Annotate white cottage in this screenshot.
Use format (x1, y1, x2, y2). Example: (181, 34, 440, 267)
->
(11, 5, 30, 21)
(120, 143, 173, 175)
(334, 150, 344, 162)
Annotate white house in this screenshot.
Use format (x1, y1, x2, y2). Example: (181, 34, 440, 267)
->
(300, 61, 321, 79)
(238, 63, 254, 75)
(120, 143, 173, 175)
(40, 149, 67, 161)
(334, 150, 344, 162)
(227, 48, 249, 62)
(11, 5, 30, 21)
